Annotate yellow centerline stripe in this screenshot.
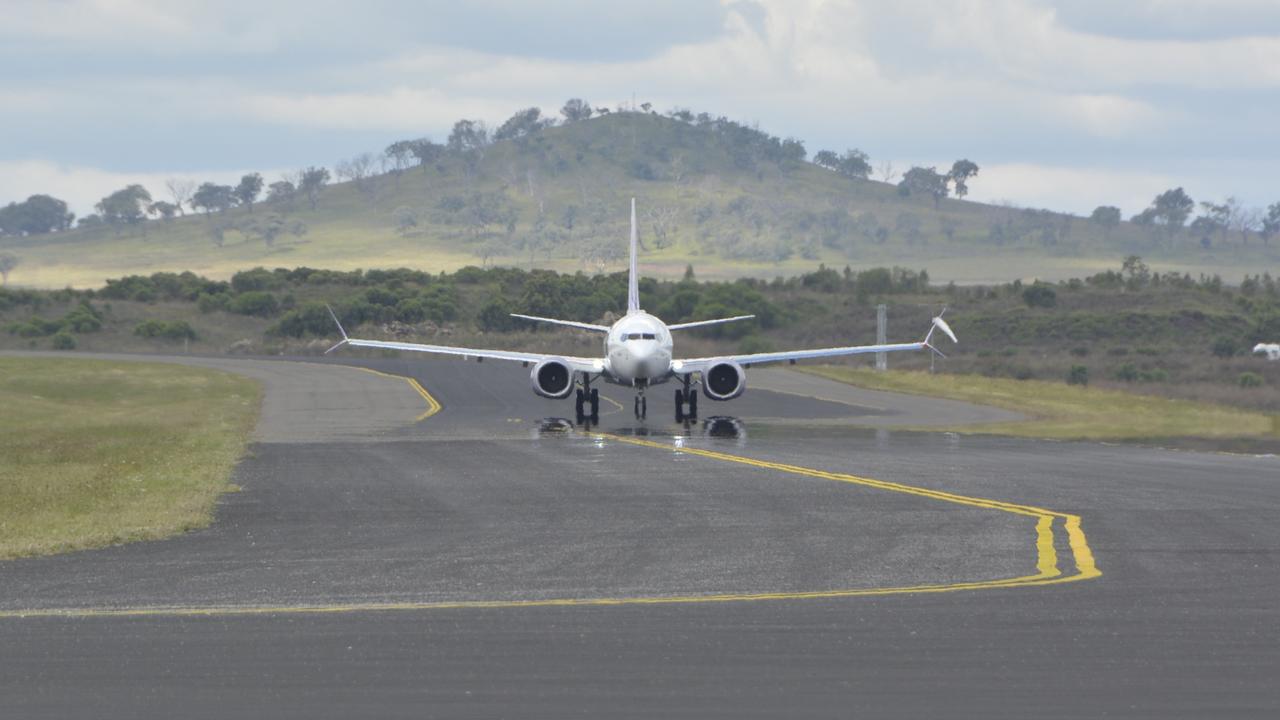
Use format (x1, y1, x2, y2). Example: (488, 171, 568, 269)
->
(0, 370, 1100, 620)
(348, 366, 441, 421)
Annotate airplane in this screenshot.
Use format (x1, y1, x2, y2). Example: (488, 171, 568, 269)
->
(326, 199, 957, 422)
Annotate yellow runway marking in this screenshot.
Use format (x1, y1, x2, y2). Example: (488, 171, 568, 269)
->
(0, 370, 1099, 619)
(348, 366, 441, 421)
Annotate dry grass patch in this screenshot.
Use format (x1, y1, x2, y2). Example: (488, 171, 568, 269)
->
(800, 365, 1277, 441)
(0, 357, 261, 559)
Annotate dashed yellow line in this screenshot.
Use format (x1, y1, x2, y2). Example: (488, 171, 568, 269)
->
(0, 370, 1100, 619)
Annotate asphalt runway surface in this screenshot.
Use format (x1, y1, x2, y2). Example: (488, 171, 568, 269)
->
(1, 352, 1278, 718)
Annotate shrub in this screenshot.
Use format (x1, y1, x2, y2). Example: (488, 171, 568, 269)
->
(1022, 283, 1057, 308)
(227, 291, 280, 317)
(1114, 363, 1139, 382)
(134, 320, 197, 341)
(8, 316, 63, 337)
(197, 292, 230, 313)
(1066, 365, 1089, 386)
(1211, 337, 1238, 358)
(50, 332, 76, 350)
(1108, 347, 1130, 356)
(1069, 346, 1090, 357)
(62, 302, 102, 333)
(1138, 368, 1168, 382)
(1238, 372, 1264, 388)
(478, 301, 517, 332)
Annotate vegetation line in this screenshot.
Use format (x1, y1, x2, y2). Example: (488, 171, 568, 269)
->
(0, 357, 261, 559)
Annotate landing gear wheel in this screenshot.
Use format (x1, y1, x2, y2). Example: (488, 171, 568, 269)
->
(589, 388, 599, 422)
(687, 389, 697, 420)
(674, 389, 685, 423)
(575, 389, 585, 422)
(634, 395, 647, 419)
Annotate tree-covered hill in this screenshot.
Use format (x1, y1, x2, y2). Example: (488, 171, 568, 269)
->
(3, 105, 1278, 289)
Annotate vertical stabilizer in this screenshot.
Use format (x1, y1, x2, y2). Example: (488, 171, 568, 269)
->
(627, 197, 640, 313)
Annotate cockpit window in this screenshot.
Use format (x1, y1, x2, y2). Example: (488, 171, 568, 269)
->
(623, 333, 657, 341)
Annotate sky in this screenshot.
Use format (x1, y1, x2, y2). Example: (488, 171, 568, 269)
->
(2, 0, 1278, 218)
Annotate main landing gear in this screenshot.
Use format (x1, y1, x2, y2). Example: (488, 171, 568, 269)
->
(574, 377, 599, 423)
(674, 377, 698, 423)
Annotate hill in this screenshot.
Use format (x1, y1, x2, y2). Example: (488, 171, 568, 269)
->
(2, 110, 1277, 289)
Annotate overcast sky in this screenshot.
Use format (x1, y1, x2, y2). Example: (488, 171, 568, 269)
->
(2, 0, 1278, 218)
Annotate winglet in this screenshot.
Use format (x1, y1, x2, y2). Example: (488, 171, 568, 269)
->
(627, 197, 640, 314)
(922, 308, 958, 353)
(324, 304, 349, 354)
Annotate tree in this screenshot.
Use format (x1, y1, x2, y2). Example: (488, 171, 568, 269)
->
(837, 150, 872, 179)
(447, 119, 490, 154)
(148, 201, 178, 220)
(164, 178, 195, 216)
(96, 184, 152, 229)
(267, 179, 296, 207)
(1261, 202, 1280, 246)
(298, 167, 330, 210)
(384, 140, 415, 174)
(898, 166, 949, 208)
(1152, 187, 1195, 228)
(1089, 206, 1121, 238)
(560, 98, 593, 122)
(0, 252, 18, 285)
(0, 195, 73, 236)
(813, 150, 840, 171)
(407, 138, 444, 171)
(493, 107, 549, 141)
(190, 183, 235, 215)
(391, 206, 418, 236)
(947, 159, 980, 199)
(877, 160, 898, 184)
(234, 173, 264, 213)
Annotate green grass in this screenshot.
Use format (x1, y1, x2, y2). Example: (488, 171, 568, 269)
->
(0, 357, 261, 559)
(800, 365, 1277, 442)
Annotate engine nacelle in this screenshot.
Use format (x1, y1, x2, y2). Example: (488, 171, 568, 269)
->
(701, 360, 746, 401)
(530, 358, 574, 399)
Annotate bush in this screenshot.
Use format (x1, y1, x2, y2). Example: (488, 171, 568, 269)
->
(62, 302, 102, 333)
(478, 301, 517, 332)
(1238, 372, 1264, 388)
(1114, 363, 1139, 382)
(1211, 337, 1239, 358)
(197, 292, 230, 313)
(227, 291, 280, 317)
(1069, 346, 1090, 357)
(1022, 283, 1057, 308)
(134, 320, 197, 341)
(8, 316, 63, 337)
(1066, 365, 1089, 386)
(50, 332, 76, 350)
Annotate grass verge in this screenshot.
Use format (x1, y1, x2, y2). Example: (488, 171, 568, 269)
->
(0, 357, 261, 559)
(799, 365, 1278, 443)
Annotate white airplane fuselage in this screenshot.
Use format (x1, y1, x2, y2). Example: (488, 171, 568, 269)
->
(602, 311, 674, 387)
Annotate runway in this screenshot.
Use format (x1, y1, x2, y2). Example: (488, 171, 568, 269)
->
(1, 353, 1277, 718)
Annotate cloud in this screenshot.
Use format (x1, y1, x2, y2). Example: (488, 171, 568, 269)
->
(967, 163, 1177, 217)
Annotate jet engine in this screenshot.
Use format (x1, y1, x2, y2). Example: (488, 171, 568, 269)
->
(701, 360, 746, 401)
(530, 358, 574, 399)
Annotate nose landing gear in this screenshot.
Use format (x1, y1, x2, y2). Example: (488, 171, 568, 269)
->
(633, 392, 647, 419)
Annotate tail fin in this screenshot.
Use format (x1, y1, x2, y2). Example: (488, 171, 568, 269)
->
(627, 197, 640, 314)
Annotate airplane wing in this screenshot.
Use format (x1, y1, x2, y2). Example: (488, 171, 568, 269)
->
(674, 315, 957, 372)
(510, 314, 610, 332)
(323, 306, 603, 373)
(667, 315, 756, 331)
